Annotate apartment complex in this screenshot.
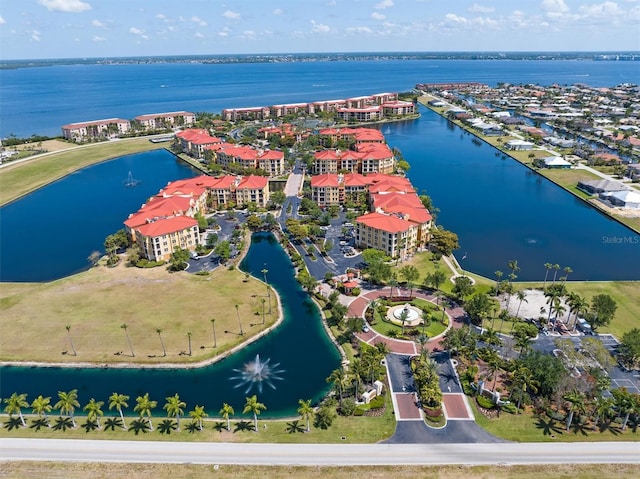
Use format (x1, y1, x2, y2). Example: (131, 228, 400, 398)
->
(134, 111, 196, 130)
(62, 111, 196, 141)
(123, 174, 270, 261)
(309, 172, 432, 259)
(221, 92, 412, 122)
(61, 118, 131, 141)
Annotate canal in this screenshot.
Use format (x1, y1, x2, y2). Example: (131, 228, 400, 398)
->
(0, 232, 342, 417)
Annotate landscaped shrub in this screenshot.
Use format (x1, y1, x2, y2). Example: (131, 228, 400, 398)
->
(338, 398, 356, 416)
(353, 407, 365, 416)
(500, 403, 517, 414)
(476, 394, 495, 409)
(368, 395, 385, 410)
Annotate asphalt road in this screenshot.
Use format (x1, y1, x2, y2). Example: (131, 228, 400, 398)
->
(2, 438, 638, 465)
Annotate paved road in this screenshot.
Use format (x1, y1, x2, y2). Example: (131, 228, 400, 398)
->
(3, 438, 638, 465)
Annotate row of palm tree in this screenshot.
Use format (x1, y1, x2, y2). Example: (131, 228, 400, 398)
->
(3, 391, 313, 434)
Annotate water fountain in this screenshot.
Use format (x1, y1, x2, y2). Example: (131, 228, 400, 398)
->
(387, 303, 423, 327)
(123, 170, 140, 187)
(230, 354, 285, 394)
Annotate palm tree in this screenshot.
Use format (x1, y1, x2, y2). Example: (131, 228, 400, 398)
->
(262, 265, 271, 313)
(65, 325, 77, 356)
(566, 293, 588, 330)
(613, 388, 637, 431)
(108, 392, 129, 430)
(551, 301, 566, 326)
(164, 393, 186, 431)
(297, 399, 314, 433)
(421, 309, 432, 336)
(563, 389, 586, 430)
(592, 396, 615, 427)
(261, 297, 266, 324)
(416, 333, 429, 360)
(30, 395, 53, 428)
(514, 290, 528, 320)
(508, 260, 520, 284)
(487, 355, 502, 392)
(235, 304, 244, 336)
(186, 332, 192, 356)
(210, 318, 217, 348)
(424, 268, 446, 293)
(388, 274, 398, 300)
(544, 289, 561, 325)
(243, 395, 266, 432)
(189, 405, 208, 431)
(156, 328, 166, 357)
(543, 262, 553, 289)
(494, 270, 503, 294)
(83, 398, 104, 429)
(219, 403, 234, 431)
(134, 393, 157, 431)
(4, 392, 29, 427)
(55, 389, 80, 428)
(121, 323, 134, 357)
(481, 328, 502, 350)
(551, 263, 561, 285)
(399, 309, 408, 335)
(562, 266, 573, 285)
(326, 367, 347, 401)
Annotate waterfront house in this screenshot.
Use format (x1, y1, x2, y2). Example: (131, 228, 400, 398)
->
(505, 139, 534, 151)
(577, 179, 629, 195)
(355, 212, 418, 259)
(600, 190, 640, 209)
(534, 156, 572, 169)
(627, 163, 640, 180)
(175, 129, 223, 159)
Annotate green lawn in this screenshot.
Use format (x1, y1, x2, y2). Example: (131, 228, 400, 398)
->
(470, 401, 638, 443)
(516, 281, 640, 338)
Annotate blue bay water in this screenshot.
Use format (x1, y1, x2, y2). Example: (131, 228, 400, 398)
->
(1, 59, 638, 138)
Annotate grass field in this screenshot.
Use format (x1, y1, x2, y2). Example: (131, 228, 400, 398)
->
(0, 138, 163, 206)
(0, 259, 278, 364)
(3, 462, 638, 479)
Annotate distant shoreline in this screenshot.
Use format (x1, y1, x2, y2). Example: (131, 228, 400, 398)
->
(2, 51, 638, 70)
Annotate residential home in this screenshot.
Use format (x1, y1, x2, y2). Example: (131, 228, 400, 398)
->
(600, 190, 640, 209)
(577, 179, 629, 195)
(234, 175, 270, 208)
(534, 156, 572, 169)
(355, 212, 418, 259)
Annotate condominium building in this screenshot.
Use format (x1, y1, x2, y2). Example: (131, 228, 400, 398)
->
(134, 111, 196, 130)
(61, 118, 131, 142)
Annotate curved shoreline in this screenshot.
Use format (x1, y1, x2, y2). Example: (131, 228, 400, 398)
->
(0, 232, 286, 371)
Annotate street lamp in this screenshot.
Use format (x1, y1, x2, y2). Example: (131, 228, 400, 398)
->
(235, 304, 244, 336)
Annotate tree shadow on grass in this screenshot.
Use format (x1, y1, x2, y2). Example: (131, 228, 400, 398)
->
(569, 419, 590, 437)
(598, 420, 622, 435)
(128, 418, 150, 435)
(52, 416, 74, 432)
(534, 415, 564, 437)
(81, 420, 99, 433)
(30, 418, 49, 431)
(3, 417, 23, 431)
(104, 417, 123, 431)
(285, 419, 305, 434)
(185, 421, 200, 434)
(212, 421, 227, 432)
(233, 420, 254, 433)
(157, 419, 177, 435)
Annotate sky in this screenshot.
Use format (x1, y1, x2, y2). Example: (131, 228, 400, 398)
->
(0, 0, 639, 60)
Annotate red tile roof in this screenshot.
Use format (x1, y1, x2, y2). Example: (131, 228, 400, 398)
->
(356, 212, 412, 234)
(310, 173, 340, 187)
(136, 215, 198, 238)
(236, 175, 268, 189)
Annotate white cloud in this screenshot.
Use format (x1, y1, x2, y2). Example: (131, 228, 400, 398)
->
(31, 30, 41, 41)
(223, 10, 241, 20)
(194, 32, 204, 39)
(375, 0, 394, 9)
(156, 14, 166, 20)
(346, 26, 374, 34)
(92, 35, 106, 42)
(578, 1, 623, 18)
(192, 16, 207, 26)
(241, 30, 257, 40)
(129, 27, 145, 36)
(218, 27, 231, 37)
(542, 0, 570, 14)
(468, 3, 495, 13)
(38, 0, 91, 13)
(91, 19, 106, 28)
(273, 8, 283, 15)
(0, 16, 6, 25)
(372, 12, 386, 20)
(311, 20, 330, 33)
